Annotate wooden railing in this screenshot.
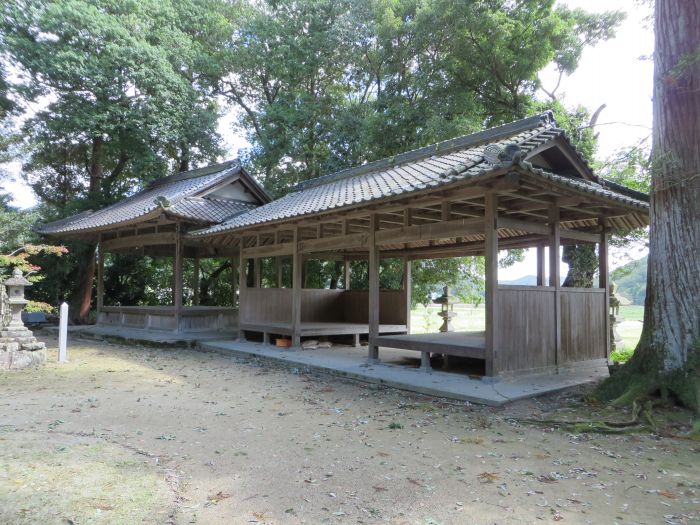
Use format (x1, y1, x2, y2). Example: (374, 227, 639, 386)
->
(98, 306, 238, 332)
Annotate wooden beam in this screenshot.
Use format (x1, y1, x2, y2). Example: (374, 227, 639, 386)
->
(299, 232, 369, 253)
(237, 244, 245, 340)
(368, 214, 380, 362)
(374, 217, 484, 245)
(242, 242, 294, 258)
(291, 227, 302, 347)
(101, 232, 176, 252)
(498, 216, 550, 236)
(559, 228, 600, 243)
(484, 193, 499, 377)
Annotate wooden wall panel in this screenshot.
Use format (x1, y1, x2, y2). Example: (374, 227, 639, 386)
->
(495, 286, 556, 372)
(239, 288, 293, 324)
(301, 289, 344, 322)
(560, 289, 607, 363)
(341, 290, 407, 325)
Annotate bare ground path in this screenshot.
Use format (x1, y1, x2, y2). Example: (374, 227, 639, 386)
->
(1, 336, 698, 524)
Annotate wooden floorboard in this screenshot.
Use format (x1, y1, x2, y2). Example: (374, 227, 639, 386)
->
(375, 331, 486, 360)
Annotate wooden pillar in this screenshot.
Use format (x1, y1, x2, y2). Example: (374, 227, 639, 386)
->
(276, 257, 282, 288)
(536, 245, 546, 286)
(343, 256, 350, 290)
(549, 205, 561, 365)
(291, 227, 302, 347)
(230, 256, 238, 307)
(368, 214, 380, 362)
(96, 245, 105, 314)
(253, 258, 261, 288)
(484, 193, 499, 377)
(173, 229, 184, 333)
(599, 222, 611, 359)
(193, 256, 200, 306)
(237, 240, 246, 341)
(403, 257, 411, 334)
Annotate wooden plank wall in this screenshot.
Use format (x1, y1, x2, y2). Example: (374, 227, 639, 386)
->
(301, 289, 344, 322)
(240, 288, 293, 324)
(240, 288, 408, 326)
(341, 290, 407, 325)
(495, 286, 556, 372)
(560, 288, 607, 363)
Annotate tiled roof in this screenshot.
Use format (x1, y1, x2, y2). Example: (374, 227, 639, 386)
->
(191, 113, 648, 237)
(38, 161, 245, 235)
(166, 197, 258, 223)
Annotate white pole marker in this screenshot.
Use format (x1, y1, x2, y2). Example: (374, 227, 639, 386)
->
(58, 302, 68, 363)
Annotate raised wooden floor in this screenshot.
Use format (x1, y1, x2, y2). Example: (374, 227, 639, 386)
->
(375, 331, 486, 360)
(241, 322, 407, 338)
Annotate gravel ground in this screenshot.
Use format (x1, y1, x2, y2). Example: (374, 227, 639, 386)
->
(1, 336, 698, 525)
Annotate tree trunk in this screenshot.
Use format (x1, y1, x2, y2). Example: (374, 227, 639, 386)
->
(75, 136, 103, 323)
(561, 244, 597, 288)
(637, 0, 700, 371)
(596, 0, 700, 411)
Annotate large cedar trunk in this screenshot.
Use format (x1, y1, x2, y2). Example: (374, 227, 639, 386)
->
(561, 244, 597, 288)
(632, 0, 700, 372)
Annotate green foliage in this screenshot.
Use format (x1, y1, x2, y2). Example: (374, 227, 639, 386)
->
(224, 0, 623, 194)
(611, 256, 647, 304)
(610, 347, 634, 364)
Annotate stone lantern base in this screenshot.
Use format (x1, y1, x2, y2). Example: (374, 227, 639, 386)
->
(0, 324, 47, 370)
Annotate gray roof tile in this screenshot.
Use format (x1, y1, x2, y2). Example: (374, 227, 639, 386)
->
(193, 112, 645, 237)
(39, 161, 245, 235)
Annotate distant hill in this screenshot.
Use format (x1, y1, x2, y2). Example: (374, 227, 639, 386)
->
(500, 275, 537, 286)
(612, 256, 647, 305)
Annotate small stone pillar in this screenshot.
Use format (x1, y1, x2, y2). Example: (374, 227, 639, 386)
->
(0, 268, 47, 370)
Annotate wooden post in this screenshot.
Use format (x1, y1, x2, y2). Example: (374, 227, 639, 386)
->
(230, 257, 238, 307)
(368, 214, 380, 362)
(254, 257, 261, 288)
(599, 222, 611, 359)
(484, 193, 499, 377)
(96, 245, 104, 314)
(403, 257, 411, 334)
(173, 228, 184, 333)
(343, 256, 350, 290)
(237, 240, 246, 341)
(549, 205, 561, 365)
(536, 245, 546, 286)
(193, 256, 200, 306)
(275, 231, 282, 288)
(292, 227, 302, 347)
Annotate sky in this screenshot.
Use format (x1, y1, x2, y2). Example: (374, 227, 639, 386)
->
(1, 0, 654, 277)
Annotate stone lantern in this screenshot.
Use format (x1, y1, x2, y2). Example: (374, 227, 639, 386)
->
(433, 286, 457, 332)
(0, 268, 46, 370)
(4, 267, 31, 331)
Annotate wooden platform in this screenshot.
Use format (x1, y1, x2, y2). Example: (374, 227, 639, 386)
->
(241, 321, 407, 339)
(375, 331, 486, 360)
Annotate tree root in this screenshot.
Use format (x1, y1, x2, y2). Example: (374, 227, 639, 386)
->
(516, 400, 656, 434)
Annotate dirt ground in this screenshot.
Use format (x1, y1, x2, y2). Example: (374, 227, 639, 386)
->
(1, 335, 698, 525)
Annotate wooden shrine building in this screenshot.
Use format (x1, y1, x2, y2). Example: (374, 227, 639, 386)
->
(40, 113, 649, 378)
(38, 160, 270, 335)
